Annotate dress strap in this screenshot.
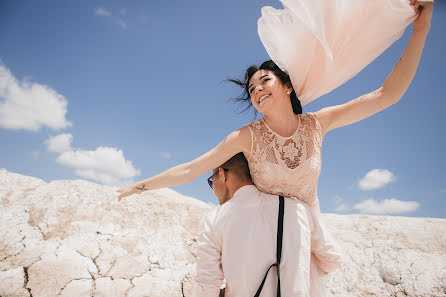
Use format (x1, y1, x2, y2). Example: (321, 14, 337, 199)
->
(254, 195, 284, 297)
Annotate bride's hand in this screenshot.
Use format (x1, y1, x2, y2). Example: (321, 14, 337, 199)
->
(116, 186, 140, 202)
(410, 0, 433, 32)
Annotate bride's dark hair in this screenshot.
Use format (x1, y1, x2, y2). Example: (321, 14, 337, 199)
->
(227, 60, 302, 115)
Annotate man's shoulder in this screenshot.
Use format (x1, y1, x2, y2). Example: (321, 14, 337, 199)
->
(203, 204, 223, 224)
(232, 185, 273, 200)
(202, 201, 239, 227)
(227, 186, 283, 212)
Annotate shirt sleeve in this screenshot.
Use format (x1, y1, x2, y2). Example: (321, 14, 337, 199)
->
(308, 208, 342, 273)
(193, 211, 224, 297)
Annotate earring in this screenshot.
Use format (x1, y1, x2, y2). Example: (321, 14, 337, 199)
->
(286, 91, 291, 95)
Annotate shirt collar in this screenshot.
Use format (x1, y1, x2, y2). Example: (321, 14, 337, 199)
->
(231, 184, 258, 202)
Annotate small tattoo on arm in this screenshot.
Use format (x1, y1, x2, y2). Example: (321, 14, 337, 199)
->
(136, 184, 148, 192)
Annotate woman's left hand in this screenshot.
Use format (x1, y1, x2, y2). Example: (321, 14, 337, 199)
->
(411, 0, 433, 32)
(116, 185, 140, 202)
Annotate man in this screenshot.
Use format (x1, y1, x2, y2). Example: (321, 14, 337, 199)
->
(193, 153, 341, 296)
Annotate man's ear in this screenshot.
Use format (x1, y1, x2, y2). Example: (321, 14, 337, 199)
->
(219, 168, 228, 182)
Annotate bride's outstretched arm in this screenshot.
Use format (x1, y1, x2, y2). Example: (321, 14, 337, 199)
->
(116, 126, 251, 201)
(314, 1, 433, 135)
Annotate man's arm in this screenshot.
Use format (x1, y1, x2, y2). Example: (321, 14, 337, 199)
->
(193, 211, 225, 297)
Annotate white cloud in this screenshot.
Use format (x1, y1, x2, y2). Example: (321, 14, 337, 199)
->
(117, 19, 128, 29)
(333, 195, 350, 212)
(44, 134, 140, 186)
(0, 63, 71, 131)
(45, 133, 73, 153)
(353, 198, 419, 215)
(160, 151, 172, 159)
(95, 7, 111, 16)
(56, 146, 140, 186)
(95, 7, 128, 29)
(334, 203, 350, 212)
(359, 169, 396, 190)
(31, 151, 40, 159)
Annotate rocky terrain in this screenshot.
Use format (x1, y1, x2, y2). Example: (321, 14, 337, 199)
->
(1, 169, 445, 297)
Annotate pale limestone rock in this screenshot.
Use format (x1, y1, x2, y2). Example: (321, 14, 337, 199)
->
(59, 279, 93, 297)
(323, 214, 446, 297)
(127, 273, 183, 297)
(26, 245, 95, 297)
(63, 234, 100, 260)
(0, 267, 29, 297)
(107, 254, 151, 279)
(94, 277, 132, 297)
(1, 169, 445, 297)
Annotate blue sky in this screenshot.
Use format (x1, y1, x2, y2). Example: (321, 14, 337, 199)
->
(1, 1, 445, 218)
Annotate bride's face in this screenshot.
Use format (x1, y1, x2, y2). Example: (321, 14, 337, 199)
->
(248, 69, 291, 114)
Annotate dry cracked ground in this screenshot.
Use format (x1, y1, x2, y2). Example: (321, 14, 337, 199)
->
(1, 169, 445, 297)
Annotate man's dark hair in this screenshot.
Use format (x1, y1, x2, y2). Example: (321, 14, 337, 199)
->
(217, 152, 252, 181)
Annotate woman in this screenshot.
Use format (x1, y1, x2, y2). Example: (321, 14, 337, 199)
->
(118, 1, 432, 294)
(117, 1, 433, 210)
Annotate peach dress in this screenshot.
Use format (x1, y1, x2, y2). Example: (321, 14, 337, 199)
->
(246, 112, 323, 213)
(195, 0, 418, 295)
(243, 0, 417, 294)
(258, 0, 418, 106)
(246, 113, 333, 295)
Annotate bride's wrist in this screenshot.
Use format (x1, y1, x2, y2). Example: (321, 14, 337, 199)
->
(135, 183, 149, 194)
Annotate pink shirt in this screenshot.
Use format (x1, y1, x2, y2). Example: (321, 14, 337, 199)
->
(193, 185, 341, 297)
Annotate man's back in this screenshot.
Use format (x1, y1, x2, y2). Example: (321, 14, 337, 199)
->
(194, 185, 340, 297)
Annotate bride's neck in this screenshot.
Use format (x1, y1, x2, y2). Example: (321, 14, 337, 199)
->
(263, 107, 299, 136)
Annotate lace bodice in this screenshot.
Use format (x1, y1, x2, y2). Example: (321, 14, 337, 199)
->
(245, 112, 323, 212)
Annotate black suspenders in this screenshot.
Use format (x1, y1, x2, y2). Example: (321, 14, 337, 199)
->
(254, 195, 284, 297)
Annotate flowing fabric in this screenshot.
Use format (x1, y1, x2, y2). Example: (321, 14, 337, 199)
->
(258, 0, 417, 106)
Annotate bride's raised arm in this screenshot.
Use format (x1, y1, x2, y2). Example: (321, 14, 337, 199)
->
(314, 2, 432, 135)
(116, 126, 251, 201)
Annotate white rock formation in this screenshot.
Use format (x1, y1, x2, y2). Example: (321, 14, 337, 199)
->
(0, 169, 445, 297)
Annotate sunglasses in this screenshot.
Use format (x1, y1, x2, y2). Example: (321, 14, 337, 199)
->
(207, 168, 228, 189)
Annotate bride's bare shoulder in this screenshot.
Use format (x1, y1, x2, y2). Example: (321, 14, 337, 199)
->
(229, 124, 253, 157)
